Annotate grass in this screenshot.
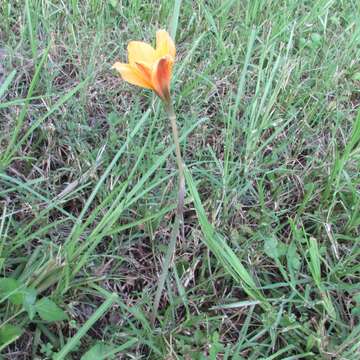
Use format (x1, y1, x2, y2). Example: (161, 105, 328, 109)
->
(0, 0, 360, 358)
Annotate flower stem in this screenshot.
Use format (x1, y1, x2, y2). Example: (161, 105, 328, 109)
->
(151, 100, 185, 325)
(165, 101, 185, 235)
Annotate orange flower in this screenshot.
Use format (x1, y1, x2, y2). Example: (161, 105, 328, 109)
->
(112, 30, 175, 102)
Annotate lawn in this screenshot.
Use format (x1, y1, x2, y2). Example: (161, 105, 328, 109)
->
(0, 0, 360, 359)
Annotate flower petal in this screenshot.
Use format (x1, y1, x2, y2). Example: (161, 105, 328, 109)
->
(112, 62, 153, 89)
(128, 41, 156, 67)
(134, 61, 153, 84)
(151, 56, 174, 100)
(156, 30, 176, 59)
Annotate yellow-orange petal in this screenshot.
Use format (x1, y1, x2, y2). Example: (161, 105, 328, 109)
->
(155, 30, 176, 59)
(134, 61, 153, 84)
(151, 56, 174, 101)
(128, 41, 157, 67)
(112, 62, 153, 89)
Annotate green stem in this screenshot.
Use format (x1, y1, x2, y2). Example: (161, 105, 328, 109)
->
(151, 100, 185, 325)
(165, 101, 185, 225)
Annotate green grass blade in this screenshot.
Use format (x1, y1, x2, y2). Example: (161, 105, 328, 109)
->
(0, 70, 16, 99)
(185, 167, 271, 311)
(25, 0, 37, 60)
(169, 0, 182, 39)
(53, 293, 118, 360)
(1, 46, 49, 165)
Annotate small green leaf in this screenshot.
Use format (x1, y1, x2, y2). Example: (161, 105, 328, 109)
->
(81, 342, 116, 360)
(0, 324, 23, 349)
(277, 241, 288, 257)
(322, 293, 336, 319)
(287, 241, 301, 272)
(351, 72, 360, 81)
(109, 0, 118, 9)
(0, 278, 23, 305)
(209, 332, 224, 360)
(308, 237, 321, 286)
(306, 334, 317, 352)
(264, 236, 279, 259)
(35, 298, 68, 322)
(311, 33, 322, 47)
(299, 37, 307, 47)
(23, 288, 37, 305)
(23, 288, 37, 320)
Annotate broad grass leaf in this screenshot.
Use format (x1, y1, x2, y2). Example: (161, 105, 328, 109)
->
(0, 278, 23, 305)
(22, 288, 37, 320)
(0, 324, 23, 350)
(264, 236, 279, 259)
(35, 298, 68, 322)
